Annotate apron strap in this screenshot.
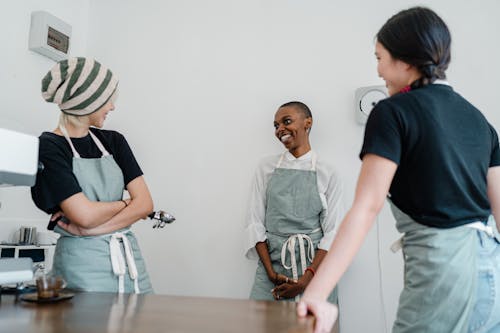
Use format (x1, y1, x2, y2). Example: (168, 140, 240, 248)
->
(109, 232, 140, 294)
(390, 236, 404, 253)
(280, 229, 319, 300)
(59, 125, 81, 158)
(390, 221, 495, 254)
(310, 151, 317, 171)
(88, 129, 110, 156)
(58, 125, 110, 158)
(276, 152, 286, 168)
(465, 221, 494, 237)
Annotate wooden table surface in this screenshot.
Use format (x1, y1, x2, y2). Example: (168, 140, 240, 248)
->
(0, 292, 315, 333)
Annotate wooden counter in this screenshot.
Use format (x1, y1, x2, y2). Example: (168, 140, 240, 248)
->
(0, 292, 315, 333)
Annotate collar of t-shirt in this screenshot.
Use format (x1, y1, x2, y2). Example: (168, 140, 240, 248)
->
(433, 79, 450, 86)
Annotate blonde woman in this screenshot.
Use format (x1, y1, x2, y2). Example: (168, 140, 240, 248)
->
(31, 57, 153, 294)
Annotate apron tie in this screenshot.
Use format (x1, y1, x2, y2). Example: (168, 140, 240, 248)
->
(280, 230, 319, 282)
(391, 221, 495, 253)
(465, 221, 494, 237)
(109, 232, 140, 294)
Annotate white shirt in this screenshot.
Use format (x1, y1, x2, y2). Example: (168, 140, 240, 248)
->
(245, 150, 344, 259)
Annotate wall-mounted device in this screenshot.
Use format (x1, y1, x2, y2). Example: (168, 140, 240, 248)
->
(28, 11, 71, 62)
(354, 85, 388, 125)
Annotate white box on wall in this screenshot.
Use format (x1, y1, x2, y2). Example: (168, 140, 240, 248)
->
(28, 11, 72, 62)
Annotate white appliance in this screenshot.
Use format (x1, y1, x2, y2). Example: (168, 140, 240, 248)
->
(0, 128, 39, 187)
(0, 128, 40, 286)
(0, 258, 33, 285)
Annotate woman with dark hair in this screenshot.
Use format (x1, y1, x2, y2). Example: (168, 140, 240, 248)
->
(245, 101, 343, 310)
(297, 7, 500, 333)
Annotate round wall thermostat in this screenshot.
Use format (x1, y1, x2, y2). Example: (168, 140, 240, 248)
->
(354, 85, 388, 125)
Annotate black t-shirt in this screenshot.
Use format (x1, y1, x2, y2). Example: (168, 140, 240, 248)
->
(360, 84, 500, 228)
(31, 128, 143, 214)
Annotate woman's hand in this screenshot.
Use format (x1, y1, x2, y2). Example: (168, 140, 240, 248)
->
(50, 211, 65, 223)
(297, 298, 338, 333)
(57, 219, 99, 236)
(272, 272, 313, 299)
(268, 271, 295, 286)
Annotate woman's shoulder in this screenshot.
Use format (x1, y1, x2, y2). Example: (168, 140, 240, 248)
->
(90, 127, 125, 140)
(37, 132, 73, 162)
(39, 131, 67, 151)
(315, 154, 338, 173)
(314, 153, 342, 182)
(89, 128, 129, 150)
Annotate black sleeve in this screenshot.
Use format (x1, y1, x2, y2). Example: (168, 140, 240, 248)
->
(30, 135, 82, 214)
(489, 124, 500, 167)
(104, 131, 143, 186)
(359, 101, 403, 164)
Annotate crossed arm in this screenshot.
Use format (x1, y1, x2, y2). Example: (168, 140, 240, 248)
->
(55, 176, 153, 236)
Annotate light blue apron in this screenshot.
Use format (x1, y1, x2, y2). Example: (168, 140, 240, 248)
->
(52, 126, 153, 294)
(250, 152, 337, 303)
(468, 216, 500, 332)
(390, 201, 479, 333)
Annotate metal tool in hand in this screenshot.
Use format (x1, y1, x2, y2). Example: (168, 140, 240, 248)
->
(148, 210, 176, 228)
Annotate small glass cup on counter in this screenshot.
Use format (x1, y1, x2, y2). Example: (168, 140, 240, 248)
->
(36, 274, 67, 299)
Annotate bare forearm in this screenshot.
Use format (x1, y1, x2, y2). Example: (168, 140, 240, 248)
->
(61, 176, 153, 233)
(85, 195, 153, 234)
(300, 249, 327, 286)
(303, 207, 377, 300)
(255, 241, 276, 279)
(60, 193, 127, 228)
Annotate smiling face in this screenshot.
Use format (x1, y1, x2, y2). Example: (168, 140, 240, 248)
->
(375, 42, 421, 96)
(88, 100, 115, 128)
(273, 106, 312, 156)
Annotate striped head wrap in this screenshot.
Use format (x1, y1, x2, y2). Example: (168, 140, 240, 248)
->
(41, 57, 119, 116)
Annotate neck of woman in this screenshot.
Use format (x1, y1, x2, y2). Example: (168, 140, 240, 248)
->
(289, 143, 311, 158)
(55, 121, 90, 138)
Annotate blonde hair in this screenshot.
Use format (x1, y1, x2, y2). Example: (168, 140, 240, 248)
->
(58, 113, 90, 130)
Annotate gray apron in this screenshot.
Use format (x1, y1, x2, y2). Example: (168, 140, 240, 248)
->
(52, 125, 153, 294)
(390, 201, 478, 333)
(250, 152, 338, 303)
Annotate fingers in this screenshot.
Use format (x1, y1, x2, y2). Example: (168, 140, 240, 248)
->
(276, 274, 297, 285)
(57, 220, 71, 233)
(297, 301, 308, 317)
(302, 301, 338, 333)
(272, 285, 287, 300)
(50, 211, 64, 221)
(273, 284, 299, 300)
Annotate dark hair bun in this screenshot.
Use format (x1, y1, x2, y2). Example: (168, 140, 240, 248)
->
(377, 7, 451, 89)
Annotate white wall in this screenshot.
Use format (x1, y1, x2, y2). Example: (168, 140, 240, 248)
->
(2, 1, 500, 332)
(0, 2, 89, 239)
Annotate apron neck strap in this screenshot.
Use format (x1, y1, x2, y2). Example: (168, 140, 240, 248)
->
(276, 152, 286, 168)
(276, 151, 317, 171)
(59, 125, 110, 158)
(310, 151, 317, 171)
(88, 129, 110, 156)
(59, 125, 80, 158)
